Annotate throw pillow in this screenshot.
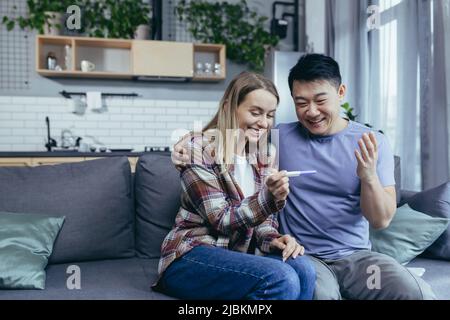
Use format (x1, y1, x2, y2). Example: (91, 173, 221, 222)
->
(135, 153, 182, 258)
(369, 204, 449, 264)
(407, 182, 450, 260)
(0, 212, 65, 289)
(0, 157, 135, 264)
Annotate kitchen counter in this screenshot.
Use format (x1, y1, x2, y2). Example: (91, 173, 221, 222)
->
(0, 151, 171, 172)
(0, 151, 169, 157)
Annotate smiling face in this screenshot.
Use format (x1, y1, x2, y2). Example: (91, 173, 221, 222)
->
(292, 80, 347, 136)
(236, 89, 278, 145)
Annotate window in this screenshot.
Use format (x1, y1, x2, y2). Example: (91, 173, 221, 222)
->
(378, 0, 422, 190)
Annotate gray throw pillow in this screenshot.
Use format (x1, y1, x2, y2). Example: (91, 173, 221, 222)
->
(407, 182, 450, 260)
(134, 153, 181, 258)
(0, 212, 65, 289)
(0, 157, 135, 264)
(370, 204, 449, 264)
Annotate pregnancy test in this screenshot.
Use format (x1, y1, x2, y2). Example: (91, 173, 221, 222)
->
(286, 170, 317, 177)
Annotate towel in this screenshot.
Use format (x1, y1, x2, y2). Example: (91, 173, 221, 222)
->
(86, 92, 102, 112)
(71, 96, 87, 116)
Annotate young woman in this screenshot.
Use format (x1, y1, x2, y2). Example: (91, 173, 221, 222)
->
(156, 72, 315, 300)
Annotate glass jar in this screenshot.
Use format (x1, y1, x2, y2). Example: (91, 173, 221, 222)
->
(47, 52, 57, 70)
(204, 62, 212, 75)
(214, 63, 221, 76)
(195, 62, 204, 76)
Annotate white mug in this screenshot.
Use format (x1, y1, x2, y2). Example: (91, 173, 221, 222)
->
(81, 60, 95, 72)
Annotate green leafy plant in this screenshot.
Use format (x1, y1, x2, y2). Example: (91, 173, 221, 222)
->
(176, 0, 279, 71)
(2, 0, 151, 39)
(83, 0, 151, 39)
(341, 102, 357, 121)
(1, 0, 72, 34)
(341, 102, 384, 133)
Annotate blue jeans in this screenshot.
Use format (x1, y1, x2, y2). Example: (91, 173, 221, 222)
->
(159, 246, 316, 300)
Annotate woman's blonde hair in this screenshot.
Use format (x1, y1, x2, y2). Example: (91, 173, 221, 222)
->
(202, 71, 279, 170)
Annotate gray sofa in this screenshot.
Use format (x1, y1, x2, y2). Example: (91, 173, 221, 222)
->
(0, 154, 449, 299)
(0, 154, 175, 299)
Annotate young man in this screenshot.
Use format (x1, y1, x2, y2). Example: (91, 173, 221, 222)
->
(277, 53, 435, 299)
(172, 54, 435, 300)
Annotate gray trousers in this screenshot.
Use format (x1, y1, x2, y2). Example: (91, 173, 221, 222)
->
(309, 250, 436, 300)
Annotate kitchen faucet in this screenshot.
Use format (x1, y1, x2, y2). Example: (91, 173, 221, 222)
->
(45, 117, 57, 152)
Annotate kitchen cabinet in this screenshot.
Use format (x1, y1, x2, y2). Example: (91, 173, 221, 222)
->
(36, 35, 226, 82)
(132, 40, 193, 78)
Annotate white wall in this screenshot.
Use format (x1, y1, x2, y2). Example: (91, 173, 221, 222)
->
(0, 96, 218, 151)
(305, 0, 326, 53)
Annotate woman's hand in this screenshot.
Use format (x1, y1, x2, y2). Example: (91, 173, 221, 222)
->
(265, 170, 290, 202)
(270, 235, 305, 261)
(171, 134, 191, 171)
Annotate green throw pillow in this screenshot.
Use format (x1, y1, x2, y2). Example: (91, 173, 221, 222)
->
(0, 212, 65, 289)
(370, 204, 450, 264)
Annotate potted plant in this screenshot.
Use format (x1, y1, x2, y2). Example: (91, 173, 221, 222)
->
(83, 0, 151, 39)
(341, 102, 357, 121)
(2, 0, 152, 39)
(176, 0, 279, 71)
(1, 0, 71, 35)
(341, 102, 384, 133)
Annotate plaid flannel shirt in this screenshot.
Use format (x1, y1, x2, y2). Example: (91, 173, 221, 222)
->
(157, 136, 285, 277)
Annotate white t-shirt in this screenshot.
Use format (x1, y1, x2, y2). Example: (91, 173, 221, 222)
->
(233, 155, 256, 198)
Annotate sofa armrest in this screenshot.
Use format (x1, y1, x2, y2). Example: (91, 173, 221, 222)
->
(398, 190, 418, 207)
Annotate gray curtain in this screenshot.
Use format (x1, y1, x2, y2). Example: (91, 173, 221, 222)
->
(445, 0, 450, 180)
(420, 0, 450, 190)
(393, 1, 421, 190)
(325, 0, 372, 124)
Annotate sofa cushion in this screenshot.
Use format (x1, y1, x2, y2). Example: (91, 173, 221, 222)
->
(0, 212, 64, 289)
(407, 258, 450, 300)
(135, 153, 181, 258)
(408, 182, 450, 260)
(0, 157, 135, 264)
(0, 258, 174, 300)
(370, 204, 449, 264)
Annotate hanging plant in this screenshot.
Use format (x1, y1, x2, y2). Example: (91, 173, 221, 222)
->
(1, 0, 72, 34)
(2, 0, 152, 39)
(176, 0, 279, 72)
(83, 0, 151, 39)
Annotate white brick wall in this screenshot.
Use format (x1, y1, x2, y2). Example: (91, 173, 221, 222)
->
(0, 96, 219, 151)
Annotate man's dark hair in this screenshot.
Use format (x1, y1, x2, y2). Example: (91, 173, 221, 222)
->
(288, 54, 342, 94)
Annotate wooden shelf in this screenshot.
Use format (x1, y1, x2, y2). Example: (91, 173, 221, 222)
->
(36, 69, 134, 79)
(193, 43, 226, 81)
(36, 35, 75, 71)
(36, 35, 226, 82)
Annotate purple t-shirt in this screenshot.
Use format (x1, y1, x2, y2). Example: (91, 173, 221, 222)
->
(276, 120, 395, 260)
